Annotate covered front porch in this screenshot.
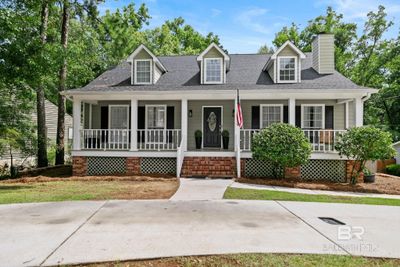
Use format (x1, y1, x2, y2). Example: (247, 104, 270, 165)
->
(68, 90, 369, 177)
(71, 93, 365, 156)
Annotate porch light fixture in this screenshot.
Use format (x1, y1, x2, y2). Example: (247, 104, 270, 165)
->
(189, 110, 193, 117)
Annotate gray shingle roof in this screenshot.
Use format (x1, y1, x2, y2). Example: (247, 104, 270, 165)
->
(67, 52, 370, 93)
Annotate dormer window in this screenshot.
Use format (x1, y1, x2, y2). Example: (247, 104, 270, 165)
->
(278, 57, 296, 82)
(205, 58, 223, 84)
(197, 43, 229, 84)
(134, 59, 152, 84)
(263, 41, 305, 84)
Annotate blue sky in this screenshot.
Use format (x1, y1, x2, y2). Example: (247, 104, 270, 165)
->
(99, 0, 400, 53)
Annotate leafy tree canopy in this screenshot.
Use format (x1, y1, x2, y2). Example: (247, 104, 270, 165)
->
(265, 5, 400, 140)
(144, 17, 221, 56)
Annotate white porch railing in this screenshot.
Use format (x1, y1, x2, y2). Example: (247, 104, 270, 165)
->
(81, 129, 130, 150)
(137, 129, 181, 150)
(240, 129, 260, 151)
(240, 129, 345, 153)
(80, 129, 181, 151)
(303, 130, 345, 153)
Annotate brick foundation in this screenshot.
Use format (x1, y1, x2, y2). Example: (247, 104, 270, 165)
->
(126, 157, 141, 175)
(285, 166, 301, 179)
(72, 156, 87, 176)
(181, 157, 236, 177)
(346, 160, 364, 183)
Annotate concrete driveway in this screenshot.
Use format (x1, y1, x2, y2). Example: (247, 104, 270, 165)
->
(0, 200, 399, 267)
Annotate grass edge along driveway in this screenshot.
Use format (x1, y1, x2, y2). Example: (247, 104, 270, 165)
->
(79, 253, 400, 267)
(224, 187, 400, 206)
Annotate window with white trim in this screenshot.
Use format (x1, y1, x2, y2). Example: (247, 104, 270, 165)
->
(302, 105, 325, 129)
(278, 57, 296, 82)
(146, 105, 166, 129)
(135, 59, 152, 84)
(205, 58, 222, 83)
(261, 105, 283, 128)
(109, 105, 129, 129)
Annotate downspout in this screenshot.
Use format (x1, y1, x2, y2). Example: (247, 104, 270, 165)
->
(362, 93, 371, 102)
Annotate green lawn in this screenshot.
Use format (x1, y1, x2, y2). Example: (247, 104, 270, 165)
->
(224, 187, 400, 206)
(0, 179, 178, 204)
(81, 254, 400, 267)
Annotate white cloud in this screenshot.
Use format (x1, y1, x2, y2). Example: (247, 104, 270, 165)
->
(236, 7, 271, 34)
(211, 8, 221, 17)
(317, 0, 400, 21)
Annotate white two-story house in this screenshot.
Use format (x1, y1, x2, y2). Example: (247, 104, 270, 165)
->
(64, 33, 377, 182)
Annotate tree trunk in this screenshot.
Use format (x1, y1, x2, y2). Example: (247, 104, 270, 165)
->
(55, 0, 70, 165)
(36, 0, 49, 167)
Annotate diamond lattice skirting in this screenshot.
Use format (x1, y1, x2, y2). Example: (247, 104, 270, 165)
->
(244, 159, 276, 178)
(140, 157, 176, 174)
(87, 157, 126, 175)
(301, 160, 346, 182)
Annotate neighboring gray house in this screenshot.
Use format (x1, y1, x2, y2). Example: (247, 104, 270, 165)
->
(31, 100, 73, 146)
(65, 34, 377, 181)
(394, 141, 400, 163)
(0, 99, 73, 164)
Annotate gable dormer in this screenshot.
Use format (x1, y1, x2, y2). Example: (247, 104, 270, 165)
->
(263, 41, 306, 83)
(126, 44, 167, 85)
(197, 43, 230, 84)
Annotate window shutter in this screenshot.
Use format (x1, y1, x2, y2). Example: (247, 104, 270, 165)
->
(167, 107, 174, 129)
(138, 107, 145, 129)
(101, 106, 109, 143)
(325, 106, 334, 129)
(283, 106, 288, 123)
(101, 106, 108, 129)
(295, 106, 301, 128)
(167, 106, 174, 143)
(251, 106, 260, 129)
(128, 107, 131, 128)
(138, 106, 145, 143)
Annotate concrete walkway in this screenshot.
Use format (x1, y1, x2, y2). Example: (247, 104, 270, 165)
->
(231, 182, 400, 199)
(170, 178, 233, 200)
(1, 200, 399, 267)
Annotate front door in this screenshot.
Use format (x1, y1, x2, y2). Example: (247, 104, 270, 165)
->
(203, 107, 222, 148)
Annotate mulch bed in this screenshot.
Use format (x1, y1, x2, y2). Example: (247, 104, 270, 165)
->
(237, 174, 400, 195)
(1, 175, 178, 184)
(16, 164, 73, 177)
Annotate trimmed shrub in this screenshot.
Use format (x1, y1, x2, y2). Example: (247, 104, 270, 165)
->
(386, 164, 400, 176)
(251, 123, 311, 179)
(335, 126, 396, 184)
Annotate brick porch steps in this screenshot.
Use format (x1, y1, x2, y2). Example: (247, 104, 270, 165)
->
(181, 157, 237, 178)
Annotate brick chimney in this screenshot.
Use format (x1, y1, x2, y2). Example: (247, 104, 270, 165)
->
(312, 33, 334, 74)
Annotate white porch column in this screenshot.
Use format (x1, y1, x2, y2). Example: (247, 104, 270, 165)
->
(355, 97, 363, 126)
(288, 97, 296, 126)
(130, 98, 138, 151)
(89, 104, 92, 129)
(72, 98, 82, 150)
(181, 99, 188, 151)
(345, 101, 349, 129)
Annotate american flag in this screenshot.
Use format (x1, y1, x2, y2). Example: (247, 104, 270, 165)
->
(236, 89, 243, 128)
